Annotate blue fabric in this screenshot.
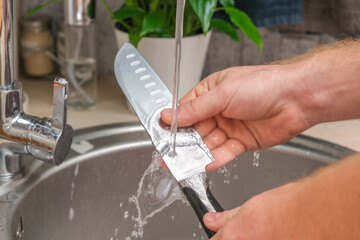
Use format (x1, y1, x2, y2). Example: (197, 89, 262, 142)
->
(217, 0, 303, 27)
(235, 0, 303, 27)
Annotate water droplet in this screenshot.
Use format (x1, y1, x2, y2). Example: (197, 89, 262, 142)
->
(253, 150, 260, 167)
(124, 211, 129, 220)
(69, 207, 74, 221)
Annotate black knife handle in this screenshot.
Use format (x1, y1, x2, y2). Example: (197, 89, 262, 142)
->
(179, 173, 224, 239)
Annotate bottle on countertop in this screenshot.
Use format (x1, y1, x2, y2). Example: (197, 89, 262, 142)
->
(64, 0, 97, 110)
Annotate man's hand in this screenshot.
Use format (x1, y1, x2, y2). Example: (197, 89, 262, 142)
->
(159, 39, 360, 239)
(204, 153, 360, 240)
(162, 64, 312, 171)
(161, 40, 360, 171)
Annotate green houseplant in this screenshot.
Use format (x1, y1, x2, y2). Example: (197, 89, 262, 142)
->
(28, 0, 262, 50)
(108, 0, 262, 98)
(28, 0, 262, 98)
(104, 0, 262, 50)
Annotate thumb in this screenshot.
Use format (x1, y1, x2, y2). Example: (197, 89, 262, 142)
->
(160, 90, 225, 127)
(204, 208, 240, 232)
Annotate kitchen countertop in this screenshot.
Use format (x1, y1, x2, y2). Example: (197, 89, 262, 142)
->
(22, 75, 360, 152)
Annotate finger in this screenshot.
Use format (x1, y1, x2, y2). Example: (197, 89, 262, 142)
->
(194, 118, 217, 137)
(159, 159, 169, 171)
(214, 115, 261, 151)
(161, 90, 225, 127)
(206, 139, 245, 172)
(204, 207, 242, 232)
(160, 111, 217, 136)
(176, 90, 226, 126)
(160, 108, 173, 125)
(161, 71, 224, 126)
(203, 128, 227, 150)
(179, 71, 221, 105)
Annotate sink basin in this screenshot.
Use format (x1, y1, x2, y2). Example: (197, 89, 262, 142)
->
(0, 123, 355, 240)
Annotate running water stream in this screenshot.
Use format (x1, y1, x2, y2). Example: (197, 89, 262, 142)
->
(169, 0, 186, 155)
(122, 1, 189, 238)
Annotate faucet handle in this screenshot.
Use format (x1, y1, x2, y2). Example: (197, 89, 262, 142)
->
(52, 78, 68, 130)
(25, 78, 73, 165)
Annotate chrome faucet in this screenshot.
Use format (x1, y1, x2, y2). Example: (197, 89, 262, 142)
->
(0, 0, 73, 179)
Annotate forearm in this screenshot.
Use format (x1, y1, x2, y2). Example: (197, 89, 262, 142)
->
(204, 153, 360, 240)
(293, 153, 360, 239)
(286, 40, 360, 125)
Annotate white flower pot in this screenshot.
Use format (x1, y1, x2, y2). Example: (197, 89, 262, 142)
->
(114, 28, 212, 98)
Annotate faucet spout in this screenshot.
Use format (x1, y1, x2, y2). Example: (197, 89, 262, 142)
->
(0, 0, 15, 89)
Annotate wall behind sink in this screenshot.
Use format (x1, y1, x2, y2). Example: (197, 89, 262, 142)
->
(20, 0, 335, 78)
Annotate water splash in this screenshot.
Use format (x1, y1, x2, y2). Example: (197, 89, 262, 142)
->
(125, 151, 184, 239)
(110, 228, 119, 240)
(217, 160, 239, 184)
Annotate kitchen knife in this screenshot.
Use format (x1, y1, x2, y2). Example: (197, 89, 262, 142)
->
(114, 42, 224, 238)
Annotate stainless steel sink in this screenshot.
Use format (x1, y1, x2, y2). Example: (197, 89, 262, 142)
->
(0, 123, 355, 240)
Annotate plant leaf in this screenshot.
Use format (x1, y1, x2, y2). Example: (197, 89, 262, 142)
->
(224, 7, 262, 51)
(210, 18, 240, 41)
(125, 0, 139, 7)
(140, 12, 165, 37)
(149, 0, 161, 12)
(25, 6, 43, 18)
(101, 0, 113, 17)
(189, 0, 217, 34)
(151, 27, 173, 37)
(112, 6, 145, 20)
(25, 0, 62, 17)
(87, 0, 96, 19)
(219, 0, 235, 7)
(129, 27, 142, 47)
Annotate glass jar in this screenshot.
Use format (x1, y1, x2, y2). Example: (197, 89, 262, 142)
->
(20, 15, 54, 77)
